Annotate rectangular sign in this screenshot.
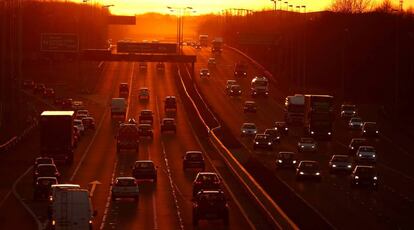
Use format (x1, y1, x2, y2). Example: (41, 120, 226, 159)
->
(41, 33, 79, 52)
(117, 41, 177, 54)
(108, 16, 136, 25)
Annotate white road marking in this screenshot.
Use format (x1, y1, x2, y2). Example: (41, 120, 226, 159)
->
(0, 190, 11, 209)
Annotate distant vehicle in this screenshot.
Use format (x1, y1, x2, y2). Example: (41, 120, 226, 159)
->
(156, 62, 165, 72)
(33, 177, 58, 200)
(72, 100, 85, 111)
(22, 79, 35, 89)
(251, 76, 269, 97)
(211, 37, 223, 54)
(132, 160, 157, 182)
(225, 80, 237, 93)
(362, 122, 379, 137)
(50, 188, 96, 230)
(139, 109, 154, 125)
(240, 123, 257, 137)
(340, 104, 357, 118)
(111, 98, 126, 119)
(34, 157, 55, 169)
(234, 62, 247, 77)
(199, 34, 209, 46)
(119, 83, 129, 98)
(164, 96, 177, 117)
(139, 62, 147, 71)
(304, 95, 334, 139)
(75, 113, 87, 121)
(111, 177, 139, 201)
(229, 84, 242, 96)
(274, 121, 289, 135)
(199, 68, 210, 78)
(348, 138, 367, 155)
(73, 126, 80, 146)
(275, 152, 298, 169)
(194, 43, 202, 49)
(329, 155, 352, 173)
(81, 116, 96, 130)
(192, 172, 222, 197)
(73, 119, 85, 135)
(53, 97, 64, 107)
(253, 134, 273, 150)
(40, 111, 75, 164)
(76, 109, 89, 117)
(183, 151, 205, 171)
(348, 117, 363, 129)
(284, 94, 305, 124)
(296, 161, 321, 181)
(297, 137, 317, 152)
(33, 83, 46, 94)
(138, 87, 150, 102)
(243, 101, 257, 113)
(207, 57, 216, 66)
(351, 165, 378, 189)
(138, 124, 153, 139)
(161, 118, 176, 134)
(192, 190, 229, 226)
(117, 123, 139, 153)
(264, 128, 281, 143)
(356, 146, 377, 164)
(33, 164, 60, 183)
(43, 88, 55, 98)
(61, 98, 74, 110)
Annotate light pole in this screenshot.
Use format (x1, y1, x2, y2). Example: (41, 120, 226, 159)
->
(167, 6, 193, 55)
(342, 28, 349, 100)
(302, 5, 307, 92)
(270, 0, 277, 12)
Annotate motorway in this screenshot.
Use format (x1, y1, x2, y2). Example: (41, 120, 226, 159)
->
(185, 46, 414, 229)
(0, 60, 269, 229)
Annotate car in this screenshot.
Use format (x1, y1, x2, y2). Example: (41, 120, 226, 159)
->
(138, 124, 153, 139)
(225, 80, 237, 93)
(76, 109, 89, 117)
(297, 137, 317, 152)
(192, 190, 229, 226)
(274, 121, 289, 135)
(75, 113, 87, 121)
(194, 44, 202, 49)
(61, 98, 73, 110)
(362, 122, 379, 137)
(33, 83, 46, 94)
(351, 165, 378, 189)
(199, 68, 210, 78)
(73, 126, 80, 146)
(33, 164, 61, 183)
(119, 83, 129, 98)
(33, 177, 58, 200)
(296, 161, 321, 181)
(275, 152, 298, 168)
(156, 62, 165, 72)
(229, 84, 242, 96)
(139, 62, 147, 71)
(161, 118, 176, 134)
(340, 104, 357, 118)
(183, 151, 205, 171)
(139, 109, 153, 125)
(117, 123, 139, 153)
(243, 101, 257, 113)
(22, 79, 35, 89)
(34, 157, 55, 169)
(348, 117, 363, 129)
(329, 155, 353, 173)
(264, 129, 281, 143)
(42, 88, 55, 98)
(73, 119, 85, 135)
(240, 123, 257, 137)
(132, 160, 157, 182)
(348, 138, 367, 155)
(164, 96, 177, 117)
(81, 116, 96, 130)
(53, 97, 64, 107)
(192, 172, 222, 197)
(234, 62, 248, 77)
(253, 134, 273, 150)
(207, 57, 216, 66)
(138, 87, 150, 102)
(72, 100, 85, 111)
(111, 177, 139, 201)
(355, 146, 377, 164)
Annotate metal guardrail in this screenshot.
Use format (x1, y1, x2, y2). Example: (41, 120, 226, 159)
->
(0, 120, 38, 154)
(177, 67, 298, 230)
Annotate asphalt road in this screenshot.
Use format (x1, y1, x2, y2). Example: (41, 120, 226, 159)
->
(185, 46, 414, 230)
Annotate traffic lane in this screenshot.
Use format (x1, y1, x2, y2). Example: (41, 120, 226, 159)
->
(0, 194, 38, 230)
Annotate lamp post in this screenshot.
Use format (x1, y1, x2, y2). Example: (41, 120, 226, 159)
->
(302, 5, 307, 92)
(167, 6, 193, 55)
(270, 0, 277, 11)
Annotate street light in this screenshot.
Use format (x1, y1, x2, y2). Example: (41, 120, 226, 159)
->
(167, 6, 193, 54)
(270, 0, 277, 12)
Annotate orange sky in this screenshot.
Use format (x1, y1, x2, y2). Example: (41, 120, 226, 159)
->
(75, 0, 414, 15)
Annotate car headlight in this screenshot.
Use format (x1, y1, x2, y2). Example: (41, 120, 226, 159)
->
(359, 154, 362, 157)
(285, 128, 288, 131)
(292, 160, 296, 164)
(363, 130, 366, 133)
(355, 176, 359, 179)
(238, 90, 241, 93)
(347, 165, 352, 168)
(301, 145, 304, 148)
(299, 172, 304, 175)
(265, 92, 269, 95)
(373, 176, 377, 180)
(255, 142, 259, 144)
(312, 145, 315, 148)
(351, 147, 354, 150)
(253, 130, 257, 133)
(268, 142, 272, 145)
(276, 136, 280, 139)
(242, 130, 246, 133)
(328, 132, 332, 135)
(278, 160, 283, 163)
(372, 154, 376, 158)
(315, 172, 320, 175)
(376, 131, 379, 134)
(231, 90, 234, 93)
(310, 131, 314, 135)
(244, 72, 247, 75)
(352, 111, 356, 114)
(332, 164, 336, 168)
(235, 72, 238, 74)
(207, 73, 210, 75)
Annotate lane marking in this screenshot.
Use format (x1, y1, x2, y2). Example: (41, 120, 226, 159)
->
(0, 190, 11, 209)
(152, 193, 159, 230)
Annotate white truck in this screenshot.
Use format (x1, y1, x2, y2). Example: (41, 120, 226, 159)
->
(111, 98, 126, 119)
(251, 76, 269, 97)
(284, 94, 305, 124)
(50, 187, 96, 230)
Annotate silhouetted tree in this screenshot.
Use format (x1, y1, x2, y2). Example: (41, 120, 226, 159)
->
(374, 0, 395, 13)
(329, 0, 373, 13)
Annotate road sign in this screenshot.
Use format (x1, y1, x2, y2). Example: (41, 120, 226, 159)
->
(41, 33, 79, 52)
(117, 41, 177, 54)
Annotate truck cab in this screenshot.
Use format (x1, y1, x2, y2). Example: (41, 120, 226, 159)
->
(284, 94, 305, 124)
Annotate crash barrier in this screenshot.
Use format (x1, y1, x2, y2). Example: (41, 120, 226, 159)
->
(176, 66, 298, 230)
(0, 120, 38, 154)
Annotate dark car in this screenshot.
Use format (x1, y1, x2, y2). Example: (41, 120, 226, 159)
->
(139, 62, 147, 72)
(81, 116, 96, 130)
(229, 84, 242, 96)
(265, 129, 281, 143)
(33, 164, 60, 183)
(42, 88, 55, 98)
(61, 98, 73, 110)
(348, 138, 367, 155)
(54, 97, 64, 107)
(274, 121, 289, 135)
(117, 123, 139, 153)
(138, 124, 153, 139)
(243, 101, 257, 113)
(33, 83, 46, 94)
(329, 155, 353, 174)
(362, 122, 379, 137)
(192, 190, 229, 226)
(22, 80, 35, 89)
(139, 109, 154, 125)
(340, 104, 357, 118)
(296, 161, 321, 181)
(156, 62, 165, 72)
(33, 177, 58, 200)
(351, 165, 378, 189)
(161, 118, 176, 134)
(183, 151, 205, 171)
(192, 172, 222, 197)
(34, 157, 55, 169)
(119, 83, 129, 98)
(275, 152, 298, 169)
(132, 160, 157, 182)
(253, 134, 273, 150)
